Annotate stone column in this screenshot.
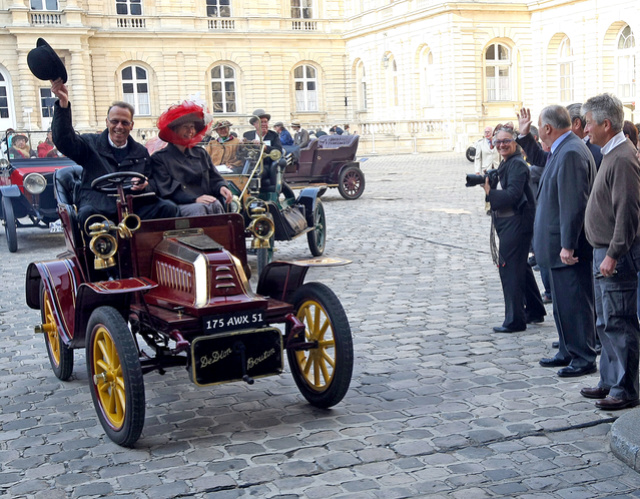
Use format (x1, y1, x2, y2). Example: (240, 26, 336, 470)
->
(68, 49, 90, 129)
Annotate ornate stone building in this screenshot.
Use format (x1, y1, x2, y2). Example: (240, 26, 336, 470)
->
(0, 0, 638, 153)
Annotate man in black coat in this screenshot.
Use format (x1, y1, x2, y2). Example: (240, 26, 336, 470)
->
(526, 104, 597, 377)
(50, 78, 177, 228)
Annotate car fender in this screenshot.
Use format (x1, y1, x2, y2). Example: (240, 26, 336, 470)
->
(74, 277, 157, 347)
(256, 257, 351, 303)
(296, 187, 321, 227)
(25, 260, 82, 346)
(0, 185, 21, 198)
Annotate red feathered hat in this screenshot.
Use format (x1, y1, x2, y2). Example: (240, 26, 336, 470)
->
(157, 101, 209, 148)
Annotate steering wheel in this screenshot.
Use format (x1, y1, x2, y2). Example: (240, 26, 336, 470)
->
(91, 171, 148, 193)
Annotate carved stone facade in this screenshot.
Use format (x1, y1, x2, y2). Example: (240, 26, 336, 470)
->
(0, 0, 638, 153)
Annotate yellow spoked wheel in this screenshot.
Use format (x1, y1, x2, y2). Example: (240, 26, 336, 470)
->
(40, 283, 73, 380)
(288, 282, 353, 408)
(86, 306, 145, 447)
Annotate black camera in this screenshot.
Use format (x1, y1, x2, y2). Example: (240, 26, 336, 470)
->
(465, 169, 498, 187)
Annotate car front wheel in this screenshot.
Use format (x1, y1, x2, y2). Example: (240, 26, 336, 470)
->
(287, 282, 353, 408)
(338, 166, 365, 200)
(2, 196, 17, 252)
(41, 282, 73, 381)
(86, 306, 145, 447)
(307, 199, 326, 257)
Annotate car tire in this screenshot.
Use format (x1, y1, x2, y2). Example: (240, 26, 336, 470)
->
(86, 306, 145, 447)
(307, 199, 326, 257)
(41, 282, 74, 381)
(287, 282, 353, 408)
(2, 196, 18, 253)
(466, 146, 476, 162)
(338, 166, 365, 200)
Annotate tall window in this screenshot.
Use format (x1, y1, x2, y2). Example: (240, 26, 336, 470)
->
(356, 61, 367, 111)
(420, 48, 434, 108)
(485, 43, 511, 101)
(40, 88, 55, 119)
(558, 37, 574, 103)
(384, 55, 398, 107)
(294, 65, 318, 112)
(122, 65, 150, 115)
(116, 0, 142, 15)
(292, 0, 313, 18)
(207, 0, 230, 17)
(617, 25, 636, 100)
(30, 0, 58, 10)
(0, 73, 9, 119)
(211, 65, 236, 113)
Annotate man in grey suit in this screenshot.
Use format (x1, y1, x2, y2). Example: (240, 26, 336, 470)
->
(581, 94, 640, 410)
(530, 105, 598, 377)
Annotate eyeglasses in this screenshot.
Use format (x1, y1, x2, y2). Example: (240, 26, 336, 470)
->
(108, 119, 132, 127)
(494, 139, 514, 146)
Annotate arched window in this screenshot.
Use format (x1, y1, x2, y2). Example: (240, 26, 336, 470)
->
(116, 0, 142, 15)
(0, 73, 10, 120)
(420, 48, 435, 108)
(206, 0, 231, 17)
(356, 61, 367, 111)
(121, 65, 150, 115)
(617, 25, 636, 99)
(558, 37, 574, 103)
(292, 0, 313, 19)
(485, 43, 511, 101)
(294, 65, 318, 112)
(211, 64, 236, 113)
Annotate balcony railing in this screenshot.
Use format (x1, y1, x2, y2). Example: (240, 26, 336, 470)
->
(292, 20, 318, 31)
(30, 12, 62, 26)
(116, 16, 146, 29)
(208, 18, 235, 30)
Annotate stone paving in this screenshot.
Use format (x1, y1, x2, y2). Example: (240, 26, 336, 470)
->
(2, 152, 640, 498)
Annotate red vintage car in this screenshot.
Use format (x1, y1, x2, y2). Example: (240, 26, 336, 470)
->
(1, 130, 78, 252)
(25, 167, 354, 447)
(284, 134, 365, 200)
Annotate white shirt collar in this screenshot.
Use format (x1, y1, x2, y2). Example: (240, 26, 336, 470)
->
(601, 131, 627, 155)
(108, 135, 128, 149)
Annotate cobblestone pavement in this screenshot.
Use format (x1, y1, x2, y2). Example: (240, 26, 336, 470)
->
(2, 152, 640, 498)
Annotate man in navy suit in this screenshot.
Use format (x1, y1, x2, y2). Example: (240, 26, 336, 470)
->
(522, 105, 598, 377)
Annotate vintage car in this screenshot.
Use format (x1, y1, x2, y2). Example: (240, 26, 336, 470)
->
(25, 168, 354, 447)
(283, 134, 365, 200)
(219, 142, 326, 272)
(0, 130, 78, 252)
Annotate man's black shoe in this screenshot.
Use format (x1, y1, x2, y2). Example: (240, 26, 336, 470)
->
(493, 326, 526, 333)
(542, 293, 552, 304)
(527, 316, 544, 324)
(539, 357, 570, 367)
(557, 364, 597, 378)
(552, 341, 559, 348)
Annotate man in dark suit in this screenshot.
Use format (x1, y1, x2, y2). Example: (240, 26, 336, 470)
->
(242, 108, 283, 191)
(527, 105, 598, 377)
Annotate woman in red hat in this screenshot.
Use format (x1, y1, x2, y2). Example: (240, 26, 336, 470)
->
(151, 101, 232, 216)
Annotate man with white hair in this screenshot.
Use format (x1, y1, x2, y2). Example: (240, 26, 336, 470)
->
(474, 126, 499, 174)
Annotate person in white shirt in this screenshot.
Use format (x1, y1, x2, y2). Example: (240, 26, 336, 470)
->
(474, 126, 500, 174)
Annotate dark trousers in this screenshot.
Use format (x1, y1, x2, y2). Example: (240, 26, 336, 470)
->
(594, 246, 640, 400)
(496, 216, 546, 330)
(550, 261, 597, 369)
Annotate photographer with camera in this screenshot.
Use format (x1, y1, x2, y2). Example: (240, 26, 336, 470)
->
(482, 125, 546, 333)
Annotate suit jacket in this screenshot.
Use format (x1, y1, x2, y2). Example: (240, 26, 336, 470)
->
(474, 137, 499, 173)
(533, 132, 596, 269)
(517, 133, 603, 172)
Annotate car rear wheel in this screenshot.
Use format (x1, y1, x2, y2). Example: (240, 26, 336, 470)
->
(86, 306, 145, 447)
(287, 282, 353, 408)
(338, 166, 365, 200)
(2, 196, 17, 253)
(41, 283, 74, 381)
(307, 199, 326, 257)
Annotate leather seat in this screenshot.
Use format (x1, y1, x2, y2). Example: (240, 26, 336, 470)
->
(54, 165, 84, 247)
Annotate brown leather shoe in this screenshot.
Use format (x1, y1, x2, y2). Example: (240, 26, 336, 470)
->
(580, 386, 610, 399)
(595, 396, 640, 410)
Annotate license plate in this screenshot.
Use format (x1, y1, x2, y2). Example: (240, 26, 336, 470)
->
(190, 328, 283, 386)
(203, 309, 265, 333)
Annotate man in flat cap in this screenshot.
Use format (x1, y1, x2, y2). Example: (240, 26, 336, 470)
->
(206, 120, 242, 171)
(291, 121, 310, 149)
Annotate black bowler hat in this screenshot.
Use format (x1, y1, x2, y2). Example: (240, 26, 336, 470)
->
(27, 38, 67, 84)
